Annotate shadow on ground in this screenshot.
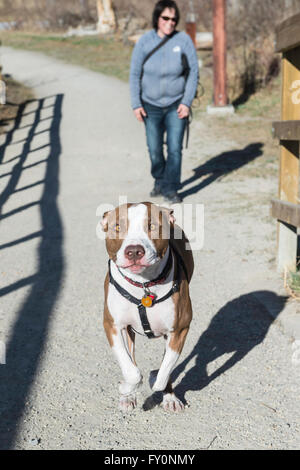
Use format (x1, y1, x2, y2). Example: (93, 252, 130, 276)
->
(179, 142, 264, 199)
(0, 94, 64, 449)
(143, 291, 287, 411)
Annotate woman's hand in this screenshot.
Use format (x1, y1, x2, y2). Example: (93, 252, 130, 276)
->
(177, 104, 189, 119)
(133, 107, 147, 122)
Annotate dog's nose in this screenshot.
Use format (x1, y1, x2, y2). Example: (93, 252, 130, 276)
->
(125, 244, 145, 261)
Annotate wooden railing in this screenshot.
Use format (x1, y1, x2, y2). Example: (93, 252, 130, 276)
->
(271, 12, 300, 273)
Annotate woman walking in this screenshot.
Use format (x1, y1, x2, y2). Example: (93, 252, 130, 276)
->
(130, 0, 199, 203)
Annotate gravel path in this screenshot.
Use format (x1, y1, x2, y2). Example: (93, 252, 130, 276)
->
(0, 47, 299, 450)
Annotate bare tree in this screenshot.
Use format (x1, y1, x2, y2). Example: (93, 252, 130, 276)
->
(80, 0, 89, 10)
(96, 0, 116, 33)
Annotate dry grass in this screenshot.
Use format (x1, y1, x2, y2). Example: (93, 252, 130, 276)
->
(284, 269, 300, 300)
(0, 76, 34, 134)
(0, 31, 133, 81)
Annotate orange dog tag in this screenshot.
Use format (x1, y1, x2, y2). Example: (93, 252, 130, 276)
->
(141, 294, 155, 308)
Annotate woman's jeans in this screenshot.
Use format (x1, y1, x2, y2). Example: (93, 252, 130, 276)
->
(143, 100, 187, 195)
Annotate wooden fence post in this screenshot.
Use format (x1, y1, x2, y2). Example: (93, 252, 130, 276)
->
(186, 0, 197, 47)
(272, 13, 300, 273)
(207, 0, 234, 115)
(213, 0, 227, 107)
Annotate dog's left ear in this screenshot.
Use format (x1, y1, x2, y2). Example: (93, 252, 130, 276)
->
(159, 206, 176, 225)
(101, 211, 110, 232)
(169, 209, 176, 225)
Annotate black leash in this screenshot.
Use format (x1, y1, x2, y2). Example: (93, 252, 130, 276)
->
(185, 108, 192, 149)
(140, 31, 178, 81)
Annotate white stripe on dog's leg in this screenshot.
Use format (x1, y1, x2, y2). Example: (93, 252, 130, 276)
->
(151, 337, 179, 392)
(112, 328, 142, 389)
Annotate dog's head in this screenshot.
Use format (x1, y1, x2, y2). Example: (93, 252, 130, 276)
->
(101, 202, 175, 274)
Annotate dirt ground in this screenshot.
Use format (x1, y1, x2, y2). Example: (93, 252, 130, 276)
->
(0, 47, 299, 450)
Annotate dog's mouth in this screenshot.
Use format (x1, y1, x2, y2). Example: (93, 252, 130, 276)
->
(119, 262, 150, 274)
(117, 248, 160, 274)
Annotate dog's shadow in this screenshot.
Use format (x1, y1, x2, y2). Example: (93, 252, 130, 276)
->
(143, 291, 287, 411)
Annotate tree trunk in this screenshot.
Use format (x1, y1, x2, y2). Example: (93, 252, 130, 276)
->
(213, 0, 227, 106)
(96, 0, 116, 34)
(80, 0, 89, 13)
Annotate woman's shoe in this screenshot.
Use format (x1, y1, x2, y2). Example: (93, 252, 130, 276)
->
(163, 192, 182, 203)
(150, 185, 162, 197)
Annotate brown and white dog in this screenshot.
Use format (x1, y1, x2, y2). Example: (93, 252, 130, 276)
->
(101, 202, 193, 412)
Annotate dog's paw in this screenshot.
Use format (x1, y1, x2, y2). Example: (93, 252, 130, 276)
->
(119, 393, 137, 412)
(162, 393, 185, 413)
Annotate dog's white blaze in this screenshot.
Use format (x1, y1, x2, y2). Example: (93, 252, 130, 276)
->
(116, 204, 157, 266)
(127, 204, 148, 238)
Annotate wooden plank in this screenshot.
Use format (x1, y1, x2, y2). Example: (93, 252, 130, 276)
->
(271, 199, 300, 227)
(275, 12, 300, 52)
(279, 140, 299, 203)
(277, 49, 300, 273)
(277, 221, 298, 272)
(276, 12, 300, 32)
(277, 138, 299, 273)
(275, 16, 300, 273)
(281, 48, 300, 121)
(279, 49, 300, 203)
(273, 121, 300, 140)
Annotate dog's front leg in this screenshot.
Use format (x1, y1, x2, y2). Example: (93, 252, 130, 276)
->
(149, 329, 189, 412)
(111, 327, 142, 411)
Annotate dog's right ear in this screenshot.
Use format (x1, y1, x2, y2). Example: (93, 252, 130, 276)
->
(101, 211, 109, 232)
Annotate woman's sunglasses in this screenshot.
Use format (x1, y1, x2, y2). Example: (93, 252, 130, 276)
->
(160, 15, 177, 23)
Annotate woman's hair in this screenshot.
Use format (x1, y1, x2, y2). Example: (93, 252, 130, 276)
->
(152, 0, 180, 30)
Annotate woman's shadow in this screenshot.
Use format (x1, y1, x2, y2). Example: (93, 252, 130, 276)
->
(143, 291, 287, 410)
(179, 142, 264, 198)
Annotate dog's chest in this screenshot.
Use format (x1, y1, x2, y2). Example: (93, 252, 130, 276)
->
(107, 283, 176, 337)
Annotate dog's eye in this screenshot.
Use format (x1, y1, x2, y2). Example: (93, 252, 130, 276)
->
(149, 223, 156, 231)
